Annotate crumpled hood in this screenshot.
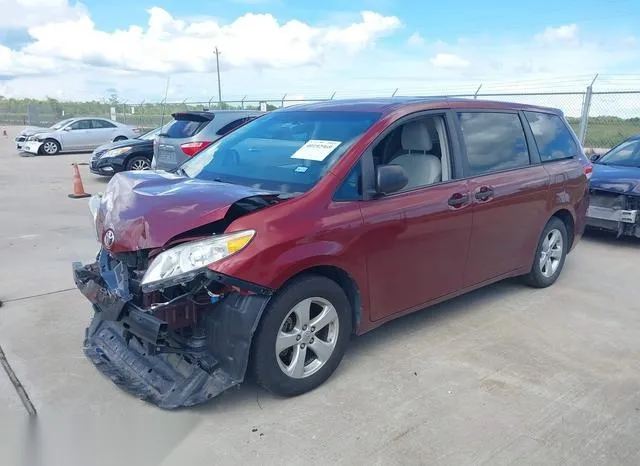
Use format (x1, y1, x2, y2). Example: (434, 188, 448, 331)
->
(591, 164, 640, 196)
(19, 126, 48, 137)
(95, 171, 278, 252)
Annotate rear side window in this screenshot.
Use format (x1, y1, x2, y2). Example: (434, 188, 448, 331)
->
(165, 119, 209, 138)
(92, 119, 116, 129)
(524, 112, 579, 162)
(215, 117, 256, 136)
(458, 112, 530, 176)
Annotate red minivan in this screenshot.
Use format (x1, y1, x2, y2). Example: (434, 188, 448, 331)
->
(73, 98, 591, 409)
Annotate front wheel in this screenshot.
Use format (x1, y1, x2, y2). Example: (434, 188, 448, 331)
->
(251, 275, 352, 397)
(126, 155, 151, 171)
(523, 217, 568, 288)
(40, 139, 60, 155)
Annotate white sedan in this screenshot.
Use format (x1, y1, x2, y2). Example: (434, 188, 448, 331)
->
(16, 117, 141, 155)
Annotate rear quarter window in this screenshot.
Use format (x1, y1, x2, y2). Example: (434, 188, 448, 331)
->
(165, 119, 208, 138)
(524, 111, 579, 162)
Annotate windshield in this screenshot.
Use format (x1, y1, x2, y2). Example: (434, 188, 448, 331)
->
(50, 118, 74, 130)
(181, 110, 381, 193)
(597, 138, 640, 168)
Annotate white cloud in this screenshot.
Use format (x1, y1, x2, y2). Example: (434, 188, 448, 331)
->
(0, 0, 87, 29)
(430, 53, 469, 69)
(536, 24, 579, 43)
(19, 7, 400, 73)
(407, 32, 425, 47)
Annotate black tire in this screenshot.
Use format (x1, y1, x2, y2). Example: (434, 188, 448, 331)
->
(114, 135, 128, 142)
(523, 217, 568, 288)
(125, 155, 151, 171)
(251, 275, 352, 397)
(40, 138, 60, 155)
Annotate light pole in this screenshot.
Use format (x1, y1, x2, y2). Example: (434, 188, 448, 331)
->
(214, 46, 222, 107)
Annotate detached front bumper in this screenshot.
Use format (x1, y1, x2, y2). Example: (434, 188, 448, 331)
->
(586, 192, 640, 238)
(72, 252, 272, 409)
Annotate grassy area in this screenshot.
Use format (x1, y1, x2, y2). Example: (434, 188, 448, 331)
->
(567, 117, 640, 149)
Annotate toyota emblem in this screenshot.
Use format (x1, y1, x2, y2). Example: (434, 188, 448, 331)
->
(103, 229, 115, 249)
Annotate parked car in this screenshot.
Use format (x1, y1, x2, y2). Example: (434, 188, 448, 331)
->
(586, 134, 640, 238)
(151, 110, 264, 171)
(72, 98, 591, 409)
(89, 125, 167, 176)
(15, 119, 74, 150)
(17, 117, 141, 155)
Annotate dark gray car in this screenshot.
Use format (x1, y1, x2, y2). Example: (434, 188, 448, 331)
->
(151, 110, 264, 171)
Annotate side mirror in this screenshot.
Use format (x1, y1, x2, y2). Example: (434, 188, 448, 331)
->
(63, 126, 71, 131)
(375, 164, 408, 195)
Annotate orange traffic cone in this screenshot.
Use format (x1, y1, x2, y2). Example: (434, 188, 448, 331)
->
(68, 163, 91, 198)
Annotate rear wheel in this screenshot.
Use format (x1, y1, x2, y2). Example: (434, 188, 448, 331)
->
(41, 139, 60, 155)
(251, 275, 352, 397)
(523, 217, 568, 288)
(126, 155, 151, 171)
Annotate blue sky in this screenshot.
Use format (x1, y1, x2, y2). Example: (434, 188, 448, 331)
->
(79, 0, 640, 39)
(1, 0, 640, 107)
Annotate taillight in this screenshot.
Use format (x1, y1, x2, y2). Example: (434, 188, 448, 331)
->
(133, 127, 142, 133)
(180, 141, 213, 157)
(584, 163, 593, 180)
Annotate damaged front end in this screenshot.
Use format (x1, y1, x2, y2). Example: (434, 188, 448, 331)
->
(586, 190, 640, 238)
(73, 247, 272, 409)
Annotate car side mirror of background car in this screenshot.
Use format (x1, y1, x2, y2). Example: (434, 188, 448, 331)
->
(63, 126, 71, 131)
(375, 164, 408, 195)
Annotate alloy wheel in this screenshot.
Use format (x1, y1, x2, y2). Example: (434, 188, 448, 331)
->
(130, 159, 151, 170)
(43, 141, 58, 154)
(275, 297, 340, 379)
(539, 228, 563, 278)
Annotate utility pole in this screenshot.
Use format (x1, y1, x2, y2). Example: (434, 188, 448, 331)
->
(214, 47, 222, 107)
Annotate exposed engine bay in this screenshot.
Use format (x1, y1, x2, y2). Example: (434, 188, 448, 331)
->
(586, 189, 640, 238)
(73, 246, 273, 409)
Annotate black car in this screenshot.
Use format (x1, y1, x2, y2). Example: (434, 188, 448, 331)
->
(89, 126, 164, 176)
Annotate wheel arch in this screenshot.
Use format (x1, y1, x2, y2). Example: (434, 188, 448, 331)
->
(551, 208, 575, 250)
(124, 151, 152, 169)
(278, 265, 363, 334)
(40, 137, 62, 153)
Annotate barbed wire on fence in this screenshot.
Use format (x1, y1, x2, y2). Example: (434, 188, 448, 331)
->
(1, 87, 639, 150)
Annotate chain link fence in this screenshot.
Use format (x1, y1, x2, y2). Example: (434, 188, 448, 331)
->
(1, 89, 639, 150)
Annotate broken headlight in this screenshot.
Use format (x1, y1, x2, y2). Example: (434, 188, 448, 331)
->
(140, 229, 256, 292)
(88, 194, 103, 239)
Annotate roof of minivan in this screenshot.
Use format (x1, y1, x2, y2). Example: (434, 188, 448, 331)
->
(278, 97, 562, 115)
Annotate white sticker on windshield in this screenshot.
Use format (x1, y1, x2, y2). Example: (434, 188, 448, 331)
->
(294, 166, 309, 173)
(290, 140, 341, 162)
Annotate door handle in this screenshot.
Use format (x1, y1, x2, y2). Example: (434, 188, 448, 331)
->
(448, 192, 469, 208)
(475, 186, 494, 202)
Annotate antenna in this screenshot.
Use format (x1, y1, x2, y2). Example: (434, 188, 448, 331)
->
(214, 47, 222, 107)
(159, 76, 170, 129)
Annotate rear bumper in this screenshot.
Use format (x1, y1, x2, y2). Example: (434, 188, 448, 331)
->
(72, 253, 272, 409)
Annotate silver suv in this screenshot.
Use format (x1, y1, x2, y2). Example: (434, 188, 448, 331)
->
(151, 110, 264, 171)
